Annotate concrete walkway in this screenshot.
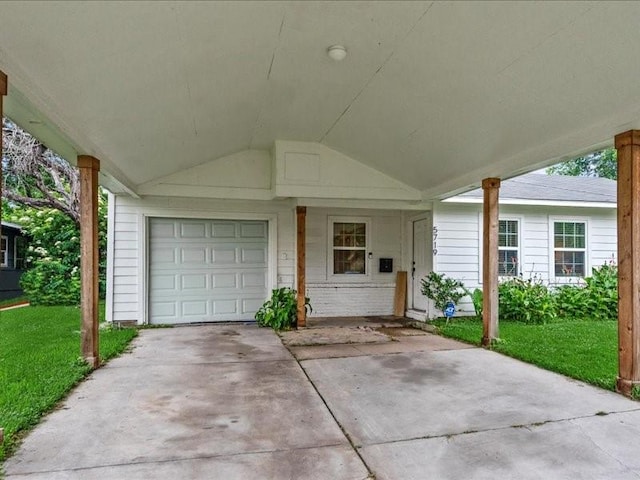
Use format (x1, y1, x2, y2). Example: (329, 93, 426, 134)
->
(4, 325, 640, 479)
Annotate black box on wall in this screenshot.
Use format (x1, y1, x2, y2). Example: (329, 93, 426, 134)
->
(379, 258, 393, 273)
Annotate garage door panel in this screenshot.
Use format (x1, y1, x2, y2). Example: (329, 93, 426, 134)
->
(241, 247, 266, 264)
(240, 222, 267, 238)
(211, 222, 237, 238)
(152, 247, 178, 265)
(182, 300, 209, 317)
(152, 274, 177, 291)
(150, 221, 176, 238)
(149, 218, 268, 324)
(212, 273, 237, 289)
(180, 221, 207, 238)
(151, 301, 177, 319)
(181, 274, 208, 290)
(213, 299, 238, 315)
(180, 247, 208, 264)
(211, 247, 237, 264)
(241, 272, 267, 288)
(242, 298, 266, 314)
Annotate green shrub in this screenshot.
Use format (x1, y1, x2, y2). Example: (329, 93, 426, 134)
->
(553, 263, 618, 320)
(255, 288, 312, 331)
(420, 272, 467, 315)
(499, 276, 556, 324)
(463, 287, 483, 318)
(553, 283, 587, 319)
(20, 259, 80, 305)
(583, 263, 618, 320)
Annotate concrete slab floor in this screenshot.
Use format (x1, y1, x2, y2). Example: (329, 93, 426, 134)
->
(3, 326, 370, 480)
(300, 345, 640, 479)
(6, 323, 640, 479)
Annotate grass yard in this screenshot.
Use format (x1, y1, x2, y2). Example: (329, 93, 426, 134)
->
(0, 305, 137, 462)
(433, 317, 618, 391)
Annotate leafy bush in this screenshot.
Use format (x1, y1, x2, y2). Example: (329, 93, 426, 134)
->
(420, 272, 467, 314)
(20, 259, 80, 305)
(583, 263, 618, 320)
(499, 276, 556, 324)
(553, 283, 587, 319)
(463, 287, 483, 318)
(255, 288, 312, 331)
(9, 192, 108, 305)
(553, 263, 618, 320)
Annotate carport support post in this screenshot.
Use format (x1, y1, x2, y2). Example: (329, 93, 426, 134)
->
(296, 206, 307, 327)
(615, 130, 640, 396)
(78, 156, 100, 368)
(481, 178, 500, 346)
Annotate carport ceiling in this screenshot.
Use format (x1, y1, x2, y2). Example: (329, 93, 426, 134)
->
(0, 1, 639, 198)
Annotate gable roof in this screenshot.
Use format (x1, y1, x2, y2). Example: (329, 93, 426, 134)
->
(447, 173, 617, 207)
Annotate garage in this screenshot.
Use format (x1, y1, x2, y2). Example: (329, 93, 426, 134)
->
(148, 218, 268, 324)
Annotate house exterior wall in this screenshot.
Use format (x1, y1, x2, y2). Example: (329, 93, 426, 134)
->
(107, 196, 411, 322)
(432, 201, 617, 317)
(0, 226, 25, 300)
(107, 195, 295, 324)
(306, 207, 405, 317)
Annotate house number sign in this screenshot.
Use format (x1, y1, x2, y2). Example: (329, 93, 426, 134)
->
(432, 226, 438, 256)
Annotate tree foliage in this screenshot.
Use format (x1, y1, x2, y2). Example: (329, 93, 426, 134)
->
(5, 199, 108, 305)
(546, 148, 617, 180)
(2, 118, 108, 304)
(2, 118, 81, 224)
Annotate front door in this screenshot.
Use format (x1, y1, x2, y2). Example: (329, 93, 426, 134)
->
(412, 217, 432, 311)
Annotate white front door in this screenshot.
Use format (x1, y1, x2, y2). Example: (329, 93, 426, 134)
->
(412, 217, 432, 311)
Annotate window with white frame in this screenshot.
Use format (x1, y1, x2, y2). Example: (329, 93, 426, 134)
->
(498, 219, 519, 276)
(0, 236, 7, 267)
(553, 221, 586, 277)
(330, 219, 368, 275)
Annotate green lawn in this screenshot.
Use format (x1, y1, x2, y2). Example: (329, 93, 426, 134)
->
(0, 305, 137, 462)
(433, 317, 618, 391)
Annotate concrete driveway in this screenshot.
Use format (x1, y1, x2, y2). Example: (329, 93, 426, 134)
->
(4, 324, 640, 479)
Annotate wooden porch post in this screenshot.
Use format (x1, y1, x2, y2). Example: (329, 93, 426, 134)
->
(296, 206, 307, 327)
(482, 177, 500, 346)
(615, 130, 640, 396)
(78, 156, 100, 368)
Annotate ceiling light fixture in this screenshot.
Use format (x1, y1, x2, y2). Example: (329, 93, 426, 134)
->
(327, 45, 347, 61)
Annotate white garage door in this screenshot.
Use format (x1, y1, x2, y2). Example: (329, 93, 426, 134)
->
(148, 218, 268, 324)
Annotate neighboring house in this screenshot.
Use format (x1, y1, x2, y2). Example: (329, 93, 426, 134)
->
(105, 144, 616, 325)
(0, 221, 27, 300)
(426, 173, 617, 319)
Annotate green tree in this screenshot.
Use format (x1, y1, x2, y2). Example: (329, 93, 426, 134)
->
(2, 118, 108, 304)
(546, 148, 617, 180)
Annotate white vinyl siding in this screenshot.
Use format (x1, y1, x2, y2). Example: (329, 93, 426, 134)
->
(107, 195, 294, 324)
(306, 208, 402, 316)
(433, 203, 617, 316)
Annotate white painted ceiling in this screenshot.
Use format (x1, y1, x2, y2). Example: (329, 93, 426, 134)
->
(1, 1, 639, 198)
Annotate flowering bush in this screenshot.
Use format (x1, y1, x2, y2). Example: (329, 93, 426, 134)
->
(8, 191, 108, 305)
